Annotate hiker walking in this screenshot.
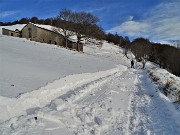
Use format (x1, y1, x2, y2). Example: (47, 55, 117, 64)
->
(131, 59, 134, 68)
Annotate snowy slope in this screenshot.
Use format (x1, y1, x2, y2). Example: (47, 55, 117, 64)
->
(0, 32, 180, 135)
(0, 35, 115, 97)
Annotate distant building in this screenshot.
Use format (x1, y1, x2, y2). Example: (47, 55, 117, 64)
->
(2, 23, 83, 52)
(2, 24, 26, 37)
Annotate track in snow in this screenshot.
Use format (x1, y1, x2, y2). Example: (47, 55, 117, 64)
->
(128, 70, 180, 135)
(1, 68, 180, 135)
(36, 68, 136, 135)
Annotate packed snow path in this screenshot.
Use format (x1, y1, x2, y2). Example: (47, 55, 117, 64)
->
(1, 67, 180, 135)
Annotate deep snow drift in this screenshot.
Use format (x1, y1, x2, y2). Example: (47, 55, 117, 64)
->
(0, 32, 180, 135)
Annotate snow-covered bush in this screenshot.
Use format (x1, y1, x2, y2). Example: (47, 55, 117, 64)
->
(148, 67, 180, 102)
(84, 38, 103, 48)
(163, 80, 173, 96)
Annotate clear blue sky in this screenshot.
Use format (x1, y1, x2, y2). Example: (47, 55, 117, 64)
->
(0, 0, 179, 41)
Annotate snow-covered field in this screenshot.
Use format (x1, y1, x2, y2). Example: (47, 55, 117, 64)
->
(0, 29, 180, 135)
(0, 36, 115, 97)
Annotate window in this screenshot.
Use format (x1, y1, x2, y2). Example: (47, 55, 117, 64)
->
(11, 33, 13, 36)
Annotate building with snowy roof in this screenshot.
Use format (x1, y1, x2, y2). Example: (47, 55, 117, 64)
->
(2, 24, 26, 37)
(2, 23, 83, 51)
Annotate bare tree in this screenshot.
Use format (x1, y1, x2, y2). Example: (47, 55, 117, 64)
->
(55, 9, 75, 48)
(131, 38, 151, 69)
(19, 18, 30, 24)
(53, 22, 74, 48)
(70, 11, 101, 51)
(122, 36, 130, 58)
(71, 11, 99, 25)
(54, 9, 103, 51)
(30, 17, 38, 23)
(58, 9, 73, 22)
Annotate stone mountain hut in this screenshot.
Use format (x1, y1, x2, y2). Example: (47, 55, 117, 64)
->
(2, 23, 83, 52)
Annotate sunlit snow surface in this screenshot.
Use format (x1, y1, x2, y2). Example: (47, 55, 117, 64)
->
(0, 36, 115, 97)
(0, 28, 180, 135)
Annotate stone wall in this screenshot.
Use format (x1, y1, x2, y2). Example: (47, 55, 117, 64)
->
(2, 28, 20, 37)
(36, 27, 64, 46)
(21, 23, 37, 40)
(22, 24, 65, 46)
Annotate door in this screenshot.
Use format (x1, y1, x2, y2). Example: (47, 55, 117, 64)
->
(28, 28, 32, 38)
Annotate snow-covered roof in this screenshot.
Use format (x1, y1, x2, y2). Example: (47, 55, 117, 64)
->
(0, 22, 79, 43)
(29, 22, 63, 35)
(32, 23, 58, 32)
(68, 35, 78, 42)
(1, 24, 27, 31)
(31, 23, 78, 43)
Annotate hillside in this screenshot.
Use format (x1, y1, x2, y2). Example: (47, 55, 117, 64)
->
(0, 35, 115, 97)
(0, 31, 180, 135)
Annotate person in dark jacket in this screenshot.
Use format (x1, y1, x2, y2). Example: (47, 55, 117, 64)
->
(131, 59, 134, 68)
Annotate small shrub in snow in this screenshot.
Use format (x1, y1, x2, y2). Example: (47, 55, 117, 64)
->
(163, 80, 173, 96)
(148, 71, 159, 82)
(152, 76, 160, 82)
(176, 91, 180, 103)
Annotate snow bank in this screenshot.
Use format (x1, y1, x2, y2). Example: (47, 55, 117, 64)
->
(0, 66, 123, 123)
(147, 65, 180, 102)
(84, 41, 131, 68)
(128, 70, 180, 135)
